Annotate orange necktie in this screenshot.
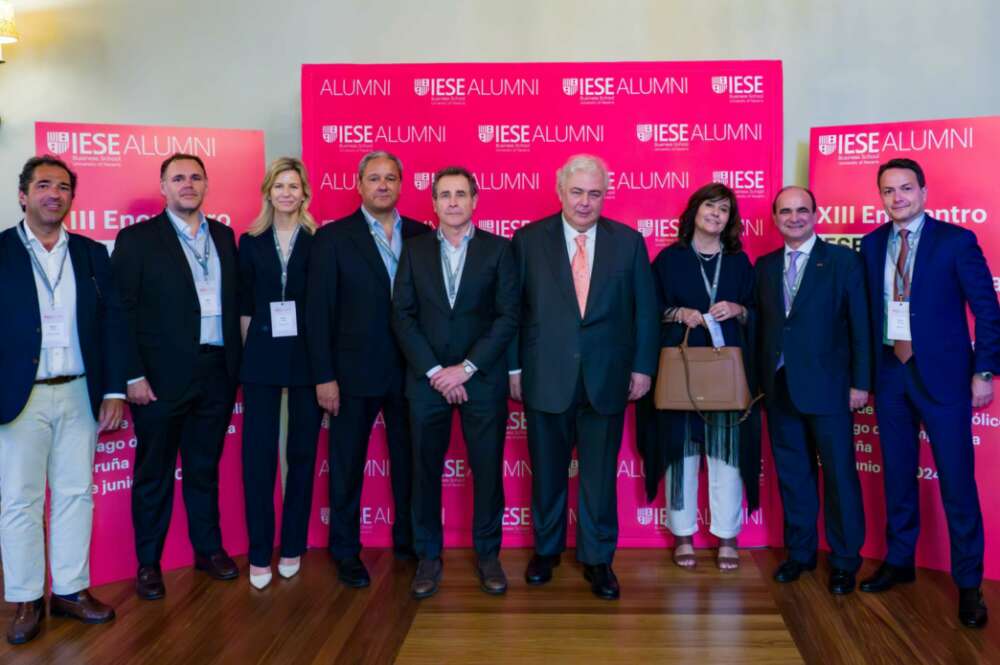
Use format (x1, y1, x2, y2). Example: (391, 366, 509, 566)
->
(572, 234, 589, 316)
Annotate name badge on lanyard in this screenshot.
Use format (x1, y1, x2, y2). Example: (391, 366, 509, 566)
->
(197, 281, 222, 317)
(887, 301, 912, 341)
(270, 301, 298, 337)
(41, 306, 71, 348)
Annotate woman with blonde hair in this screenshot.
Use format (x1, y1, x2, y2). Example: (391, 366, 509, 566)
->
(239, 157, 322, 589)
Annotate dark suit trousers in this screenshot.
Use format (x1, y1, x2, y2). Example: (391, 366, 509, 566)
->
(410, 397, 507, 560)
(875, 347, 984, 588)
(526, 376, 625, 565)
(327, 392, 413, 560)
(241, 383, 322, 567)
(767, 370, 864, 571)
(131, 347, 237, 565)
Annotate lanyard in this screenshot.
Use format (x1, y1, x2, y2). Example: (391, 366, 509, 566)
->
(272, 225, 300, 301)
(890, 229, 918, 301)
(694, 248, 722, 306)
(369, 225, 399, 271)
(18, 222, 69, 308)
(440, 236, 470, 306)
(174, 221, 212, 279)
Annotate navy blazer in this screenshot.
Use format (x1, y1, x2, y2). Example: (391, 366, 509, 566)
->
(756, 238, 871, 415)
(509, 213, 659, 415)
(392, 228, 520, 403)
(860, 216, 1000, 403)
(306, 208, 431, 397)
(0, 225, 127, 423)
(111, 211, 241, 401)
(238, 228, 315, 386)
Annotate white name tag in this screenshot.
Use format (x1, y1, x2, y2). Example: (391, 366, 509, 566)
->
(270, 301, 298, 337)
(887, 301, 912, 341)
(703, 312, 727, 348)
(41, 306, 71, 348)
(197, 281, 222, 317)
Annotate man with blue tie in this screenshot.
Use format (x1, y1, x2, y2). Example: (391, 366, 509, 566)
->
(112, 153, 243, 599)
(308, 151, 431, 587)
(0, 156, 125, 643)
(859, 158, 1000, 628)
(756, 186, 870, 595)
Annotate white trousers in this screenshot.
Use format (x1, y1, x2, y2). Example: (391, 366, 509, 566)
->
(0, 378, 97, 601)
(665, 454, 743, 539)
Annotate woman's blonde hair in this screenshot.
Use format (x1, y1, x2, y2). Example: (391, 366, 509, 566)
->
(248, 157, 317, 236)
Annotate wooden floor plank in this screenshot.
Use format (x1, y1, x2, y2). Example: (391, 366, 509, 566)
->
(0, 547, 996, 664)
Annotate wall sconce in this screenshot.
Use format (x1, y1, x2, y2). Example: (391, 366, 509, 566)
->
(0, 1, 18, 64)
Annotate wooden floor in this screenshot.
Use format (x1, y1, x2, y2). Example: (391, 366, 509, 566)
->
(1, 548, 998, 664)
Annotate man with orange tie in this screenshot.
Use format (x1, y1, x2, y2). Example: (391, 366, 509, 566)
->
(508, 154, 658, 599)
(859, 158, 1000, 628)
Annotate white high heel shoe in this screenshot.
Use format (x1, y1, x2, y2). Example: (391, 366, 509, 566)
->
(249, 568, 273, 590)
(277, 557, 301, 579)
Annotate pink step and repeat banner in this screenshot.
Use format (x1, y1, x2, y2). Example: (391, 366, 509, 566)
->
(35, 122, 265, 585)
(301, 61, 784, 550)
(809, 116, 1000, 579)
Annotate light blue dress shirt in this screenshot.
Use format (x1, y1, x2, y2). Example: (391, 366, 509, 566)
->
(166, 209, 224, 346)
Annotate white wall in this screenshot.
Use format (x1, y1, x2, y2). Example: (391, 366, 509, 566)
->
(1, 0, 997, 225)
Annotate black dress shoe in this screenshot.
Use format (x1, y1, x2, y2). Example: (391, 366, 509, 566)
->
(828, 569, 856, 595)
(773, 558, 816, 583)
(959, 587, 988, 628)
(6, 598, 44, 645)
(336, 556, 371, 588)
(393, 545, 417, 562)
(859, 562, 916, 593)
(583, 564, 620, 600)
(136, 565, 165, 600)
(524, 553, 560, 586)
(50, 590, 115, 623)
(411, 558, 443, 599)
(195, 550, 239, 580)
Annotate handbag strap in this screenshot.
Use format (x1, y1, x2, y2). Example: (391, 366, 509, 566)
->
(678, 324, 763, 429)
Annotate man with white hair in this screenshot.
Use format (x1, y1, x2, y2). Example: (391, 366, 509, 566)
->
(508, 154, 658, 599)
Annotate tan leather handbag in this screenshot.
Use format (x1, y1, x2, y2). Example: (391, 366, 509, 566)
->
(654, 326, 761, 422)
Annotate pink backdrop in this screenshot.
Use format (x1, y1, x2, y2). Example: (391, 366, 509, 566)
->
(301, 61, 785, 551)
(809, 116, 1000, 580)
(34, 122, 265, 585)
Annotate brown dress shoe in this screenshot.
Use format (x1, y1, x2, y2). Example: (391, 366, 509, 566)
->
(411, 558, 443, 599)
(477, 558, 508, 595)
(7, 598, 44, 645)
(136, 564, 166, 600)
(195, 550, 239, 580)
(50, 590, 115, 624)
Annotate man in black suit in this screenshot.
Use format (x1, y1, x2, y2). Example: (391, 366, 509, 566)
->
(756, 186, 870, 594)
(307, 150, 431, 587)
(509, 154, 658, 600)
(0, 156, 124, 644)
(392, 166, 519, 599)
(112, 153, 242, 599)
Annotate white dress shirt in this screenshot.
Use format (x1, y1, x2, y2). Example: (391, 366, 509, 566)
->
(882, 213, 925, 344)
(427, 224, 477, 378)
(562, 215, 598, 282)
(783, 232, 817, 313)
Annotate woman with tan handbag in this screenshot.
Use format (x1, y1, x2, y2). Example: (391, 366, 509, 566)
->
(640, 182, 761, 572)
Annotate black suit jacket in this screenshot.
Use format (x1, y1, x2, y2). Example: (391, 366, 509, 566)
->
(238, 228, 315, 387)
(307, 208, 431, 397)
(510, 214, 658, 415)
(756, 237, 871, 414)
(0, 226, 127, 423)
(392, 228, 520, 403)
(111, 211, 241, 400)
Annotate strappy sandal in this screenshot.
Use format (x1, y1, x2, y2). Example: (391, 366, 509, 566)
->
(716, 537, 740, 571)
(672, 537, 697, 569)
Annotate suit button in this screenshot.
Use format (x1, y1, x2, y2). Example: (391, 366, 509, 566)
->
(36, 327, 41, 333)
(32, 358, 38, 365)
(573, 353, 580, 360)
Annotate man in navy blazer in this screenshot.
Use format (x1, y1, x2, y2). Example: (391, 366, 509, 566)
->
(307, 150, 431, 587)
(756, 186, 870, 595)
(859, 158, 1000, 628)
(0, 156, 125, 644)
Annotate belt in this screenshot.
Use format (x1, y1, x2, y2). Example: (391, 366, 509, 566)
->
(34, 374, 85, 386)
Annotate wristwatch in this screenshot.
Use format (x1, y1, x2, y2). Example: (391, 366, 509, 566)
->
(462, 360, 477, 375)
(977, 371, 994, 381)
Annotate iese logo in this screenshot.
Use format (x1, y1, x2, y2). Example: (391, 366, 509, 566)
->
(712, 170, 765, 191)
(817, 132, 879, 156)
(711, 75, 763, 95)
(414, 172, 432, 191)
